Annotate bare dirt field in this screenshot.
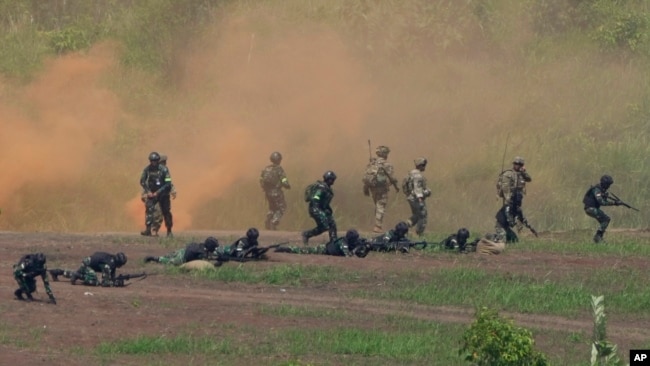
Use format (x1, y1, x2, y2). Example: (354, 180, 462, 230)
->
(1, 230, 649, 365)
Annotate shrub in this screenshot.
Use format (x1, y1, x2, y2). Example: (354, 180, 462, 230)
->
(459, 307, 549, 366)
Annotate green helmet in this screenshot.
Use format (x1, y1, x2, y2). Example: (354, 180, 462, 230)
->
(270, 152, 282, 164)
(148, 152, 160, 162)
(414, 157, 427, 168)
(375, 146, 390, 158)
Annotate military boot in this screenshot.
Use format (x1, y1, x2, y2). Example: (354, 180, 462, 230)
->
(593, 230, 604, 243)
(49, 269, 64, 281)
(144, 256, 159, 263)
(141, 227, 152, 236)
(166, 229, 173, 238)
(14, 289, 25, 300)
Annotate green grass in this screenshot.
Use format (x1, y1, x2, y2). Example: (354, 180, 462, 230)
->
(364, 267, 650, 317)
(166, 263, 363, 286)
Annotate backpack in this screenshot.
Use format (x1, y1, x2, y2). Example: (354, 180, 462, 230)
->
(260, 166, 277, 188)
(401, 176, 413, 197)
(496, 170, 512, 198)
(304, 182, 320, 202)
(362, 159, 388, 188)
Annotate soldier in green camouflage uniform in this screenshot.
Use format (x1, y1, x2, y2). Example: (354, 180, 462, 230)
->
(145, 237, 219, 265)
(583, 175, 622, 243)
(49, 252, 128, 287)
(302, 171, 337, 245)
(140, 152, 174, 237)
(144, 154, 177, 236)
(13, 253, 56, 304)
(260, 152, 291, 230)
(403, 158, 430, 236)
(276, 229, 370, 257)
(369, 221, 410, 253)
(363, 146, 399, 233)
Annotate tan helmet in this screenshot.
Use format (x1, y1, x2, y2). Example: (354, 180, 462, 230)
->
(512, 156, 525, 165)
(375, 146, 390, 158)
(414, 157, 427, 168)
(159, 154, 168, 163)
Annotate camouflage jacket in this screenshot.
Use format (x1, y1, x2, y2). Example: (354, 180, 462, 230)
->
(260, 164, 290, 192)
(501, 169, 531, 203)
(140, 164, 172, 195)
(406, 169, 429, 201)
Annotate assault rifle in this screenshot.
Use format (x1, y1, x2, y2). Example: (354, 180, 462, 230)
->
(608, 192, 639, 212)
(220, 242, 289, 263)
(114, 272, 148, 287)
(370, 240, 428, 253)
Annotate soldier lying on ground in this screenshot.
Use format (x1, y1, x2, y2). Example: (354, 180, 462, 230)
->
(145, 237, 219, 265)
(14, 253, 56, 304)
(369, 221, 427, 253)
(441, 228, 473, 253)
(275, 229, 371, 258)
(49, 252, 128, 287)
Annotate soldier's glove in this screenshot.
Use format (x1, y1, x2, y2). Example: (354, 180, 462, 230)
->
(48, 294, 57, 305)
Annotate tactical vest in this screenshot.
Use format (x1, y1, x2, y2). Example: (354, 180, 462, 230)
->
(144, 167, 164, 192)
(583, 185, 599, 208)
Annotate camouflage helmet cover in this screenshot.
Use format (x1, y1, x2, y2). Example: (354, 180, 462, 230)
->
(375, 146, 390, 157)
(159, 154, 168, 163)
(513, 156, 525, 165)
(414, 157, 427, 167)
(270, 151, 282, 164)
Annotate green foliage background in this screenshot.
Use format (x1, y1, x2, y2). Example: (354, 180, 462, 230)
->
(1, 0, 649, 234)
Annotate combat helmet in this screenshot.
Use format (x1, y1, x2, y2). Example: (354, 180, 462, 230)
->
(394, 221, 409, 237)
(204, 237, 219, 252)
(345, 229, 360, 243)
(513, 156, 525, 165)
(270, 152, 282, 164)
(246, 228, 260, 241)
(159, 154, 168, 163)
(457, 228, 470, 242)
(600, 175, 614, 189)
(375, 146, 390, 158)
(323, 171, 337, 185)
(115, 252, 127, 267)
(414, 157, 427, 168)
(148, 152, 161, 162)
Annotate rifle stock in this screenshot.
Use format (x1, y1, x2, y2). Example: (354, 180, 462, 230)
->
(116, 272, 147, 282)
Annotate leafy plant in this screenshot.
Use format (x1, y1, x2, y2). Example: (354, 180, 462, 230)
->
(590, 295, 622, 366)
(459, 307, 549, 366)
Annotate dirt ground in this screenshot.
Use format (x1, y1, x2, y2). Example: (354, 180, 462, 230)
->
(1, 230, 649, 365)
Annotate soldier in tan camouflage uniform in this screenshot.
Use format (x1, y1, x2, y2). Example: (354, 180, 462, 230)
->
(500, 156, 532, 229)
(260, 152, 291, 230)
(363, 146, 399, 233)
(403, 157, 430, 236)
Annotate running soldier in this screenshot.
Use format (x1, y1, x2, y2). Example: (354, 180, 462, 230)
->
(13, 253, 56, 304)
(583, 175, 623, 243)
(363, 145, 399, 233)
(140, 152, 174, 237)
(302, 171, 338, 245)
(403, 158, 430, 236)
(260, 152, 291, 230)
(49, 252, 128, 287)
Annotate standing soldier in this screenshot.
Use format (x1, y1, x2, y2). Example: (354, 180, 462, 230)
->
(403, 158, 430, 236)
(13, 253, 56, 304)
(497, 156, 532, 228)
(363, 145, 399, 233)
(140, 152, 174, 237)
(260, 152, 291, 230)
(583, 175, 622, 243)
(145, 154, 177, 236)
(302, 171, 337, 245)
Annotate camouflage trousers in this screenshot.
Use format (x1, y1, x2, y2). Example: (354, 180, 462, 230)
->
(406, 198, 427, 236)
(304, 207, 337, 242)
(370, 188, 389, 229)
(73, 257, 112, 286)
(152, 203, 164, 233)
(145, 195, 172, 233)
(265, 190, 287, 230)
(584, 207, 610, 232)
(495, 222, 519, 243)
(13, 267, 37, 294)
(157, 248, 186, 265)
(283, 245, 327, 254)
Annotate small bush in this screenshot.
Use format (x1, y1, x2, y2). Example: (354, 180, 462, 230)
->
(459, 307, 549, 366)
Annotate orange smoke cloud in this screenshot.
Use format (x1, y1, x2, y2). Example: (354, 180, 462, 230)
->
(0, 43, 120, 216)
